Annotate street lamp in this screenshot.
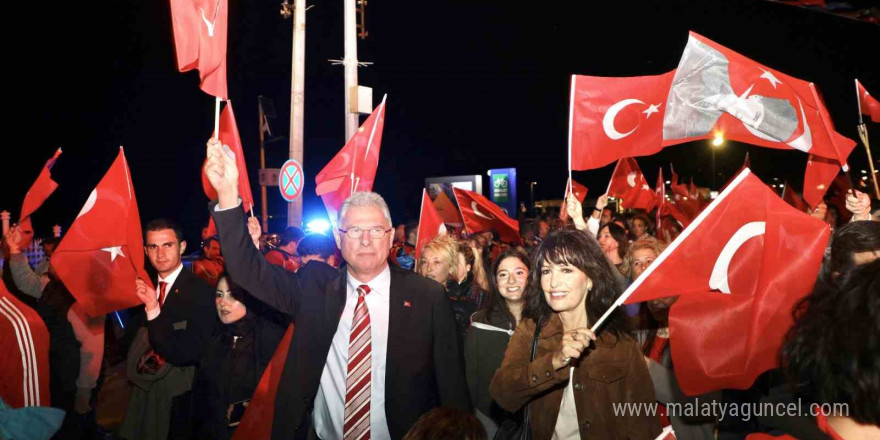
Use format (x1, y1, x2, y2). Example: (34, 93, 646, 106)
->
(530, 182, 537, 216)
(711, 132, 725, 189)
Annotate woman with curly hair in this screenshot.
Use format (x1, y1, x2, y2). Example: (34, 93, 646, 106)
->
(489, 228, 660, 440)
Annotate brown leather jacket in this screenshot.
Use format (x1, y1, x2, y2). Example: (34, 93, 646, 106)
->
(490, 315, 661, 440)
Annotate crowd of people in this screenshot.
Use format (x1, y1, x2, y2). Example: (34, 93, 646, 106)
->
(1, 139, 879, 440)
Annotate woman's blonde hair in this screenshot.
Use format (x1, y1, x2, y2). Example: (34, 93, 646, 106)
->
(621, 238, 666, 279)
(419, 234, 460, 279)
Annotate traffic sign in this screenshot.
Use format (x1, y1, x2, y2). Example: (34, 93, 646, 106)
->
(279, 160, 304, 202)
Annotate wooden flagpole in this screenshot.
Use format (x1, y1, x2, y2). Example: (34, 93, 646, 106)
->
(855, 79, 880, 199)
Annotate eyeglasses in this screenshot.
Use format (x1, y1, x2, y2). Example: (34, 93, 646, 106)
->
(633, 258, 655, 270)
(338, 226, 393, 240)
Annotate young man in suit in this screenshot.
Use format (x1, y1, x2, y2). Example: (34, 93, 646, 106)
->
(123, 219, 218, 440)
(205, 139, 471, 440)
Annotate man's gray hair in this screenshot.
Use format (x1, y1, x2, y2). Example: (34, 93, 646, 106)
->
(338, 191, 393, 226)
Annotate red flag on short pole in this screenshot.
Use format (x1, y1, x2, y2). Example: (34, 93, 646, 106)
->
(169, 0, 228, 98)
(560, 178, 588, 221)
(230, 324, 294, 440)
(607, 158, 657, 212)
(316, 96, 387, 223)
(20, 148, 62, 222)
(453, 187, 522, 245)
(607, 169, 829, 395)
(415, 190, 447, 259)
(51, 149, 153, 317)
(856, 79, 880, 123)
(781, 182, 808, 213)
(202, 101, 254, 211)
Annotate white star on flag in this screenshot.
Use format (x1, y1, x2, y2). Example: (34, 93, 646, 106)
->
(101, 246, 126, 262)
(759, 69, 782, 89)
(643, 103, 661, 119)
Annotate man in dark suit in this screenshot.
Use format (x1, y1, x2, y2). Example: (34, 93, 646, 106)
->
(205, 139, 471, 440)
(125, 218, 218, 440)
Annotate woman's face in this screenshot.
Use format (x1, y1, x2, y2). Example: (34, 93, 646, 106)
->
(597, 226, 619, 257)
(631, 248, 658, 279)
(495, 257, 529, 303)
(540, 260, 592, 314)
(633, 219, 647, 237)
(419, 247, 452, 284)
(215, 278, 247, 324)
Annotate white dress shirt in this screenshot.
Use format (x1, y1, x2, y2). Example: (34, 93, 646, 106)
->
(145, 263, 184, 321)
(313, 265, 391, 440)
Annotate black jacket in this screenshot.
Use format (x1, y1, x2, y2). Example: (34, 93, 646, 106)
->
(146, 268, 220, 366)
(212, 203, 472, 440)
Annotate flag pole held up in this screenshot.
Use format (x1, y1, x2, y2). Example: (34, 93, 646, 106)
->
(214, 97, 222, 141)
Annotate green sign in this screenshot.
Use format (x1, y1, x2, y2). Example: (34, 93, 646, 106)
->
(492, 173, 510, 203)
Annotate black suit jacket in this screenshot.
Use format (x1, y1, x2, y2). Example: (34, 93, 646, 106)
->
(212, 203, 472, 440)
(146, 267, 219, 366)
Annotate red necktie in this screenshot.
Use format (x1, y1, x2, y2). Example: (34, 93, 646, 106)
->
(158, 281, 168, 305)
(343, 284, 372, 440)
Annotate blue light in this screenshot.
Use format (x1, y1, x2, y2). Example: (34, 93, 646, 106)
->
(306, 219, 332, 235)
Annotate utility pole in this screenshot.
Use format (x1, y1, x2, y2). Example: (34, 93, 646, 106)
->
(281, 0, 305, 227)
(343, 0, 359, 141)
(258, 99, 269, 232)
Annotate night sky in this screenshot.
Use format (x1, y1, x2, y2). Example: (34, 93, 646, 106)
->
(4, 0, 878, 244)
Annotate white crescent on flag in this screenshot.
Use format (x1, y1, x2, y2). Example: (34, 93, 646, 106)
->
(471, 202, 494, 220)
(77, 189, 98, 218)
(708, 221, 766, 294)
(603, 99, 644, 140)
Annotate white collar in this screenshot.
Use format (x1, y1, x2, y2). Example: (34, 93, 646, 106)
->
(346, 265, 391, 297)
(158, 263, 184, 289)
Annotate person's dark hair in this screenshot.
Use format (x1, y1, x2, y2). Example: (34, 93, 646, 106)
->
(42, 237, 62, 248)
(218, 273, 288, 326)
(520, 219, 539, 238)
(474, 249, 530, 328)
(783, 259, 880, 425)
(401, 407, 487, 440)
(297, 234, 338, 259)
(524, 228, 626, 338)
(630, 213, 652, 238)
(279, 226, 305, 247)
(827, 220, 880, 278)
(598, 223, 628, 261)
(202, 236, 219, 248)
(145, 218, 184, 242)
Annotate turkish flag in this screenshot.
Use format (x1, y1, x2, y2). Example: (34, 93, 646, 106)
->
(315, 96, 387, 223)
(230, 324, 293, 440)
(570, 71, 675, 170)
(453, 187, 522, 245)
(669, 166, 701, 223)
(621, 169, 830, 395)
(20, 149, 61, 223)
(202, 101, 254, 211)
(432, 191, 463, 225)
(781, 183, 808, 213)
(664, 32, 855, 167)
(51, 149, 153, 317)
(607, 158, 656, 212)
(169, 0, 228, 98)
(655, 168, 689, 235)
(560, 178, 589, 221)
(802, 155, 840, 210)
(856, 79, 880, 123)
(415, 190, 448, 259)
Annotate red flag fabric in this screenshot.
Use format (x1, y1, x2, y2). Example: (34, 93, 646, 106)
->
(415, 190, 448, 259)
(570, 32, 855, 170)
(0, 280, 51, 408)
(570, 71, 676, 169)
(169, 0, 228, 98)
(655, 169, 689, 241)
(51, 149, 153, 317)
(781, 183, 808, 213)
(826, 174, 854, 224)
(315, 96, 387, 223)
(621, 169, 830, 395)
(856, 79, 880, 123)
(560, 178, 589, 221)
(230, 324, 294, 440)
(607, 158, 656, 212)
(202, 102, 254, 211)
(20, 149, 61, 222)
(669, 167, 701, 223)
(802, 155, 840, 210)
(453, 187, 522, 245)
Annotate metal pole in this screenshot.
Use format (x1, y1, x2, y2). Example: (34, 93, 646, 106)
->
(259, 103, 269, 232)
(287, 0, 305, 228)
(344, 0, 359, 141)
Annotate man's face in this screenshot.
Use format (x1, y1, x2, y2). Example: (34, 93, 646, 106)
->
(204, 240, 221, 260)
(334, 205, 392, 276)
(538, 221, 550, 238)
(601, 209, 613, 225)
(145, 229, 185, 276)
(394, 225, 406, 243)
(633, 219, 647, 237)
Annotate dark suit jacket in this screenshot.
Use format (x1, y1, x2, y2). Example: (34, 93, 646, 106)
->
(146, 267, 219, 366)
(212, 203, 472, 440)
